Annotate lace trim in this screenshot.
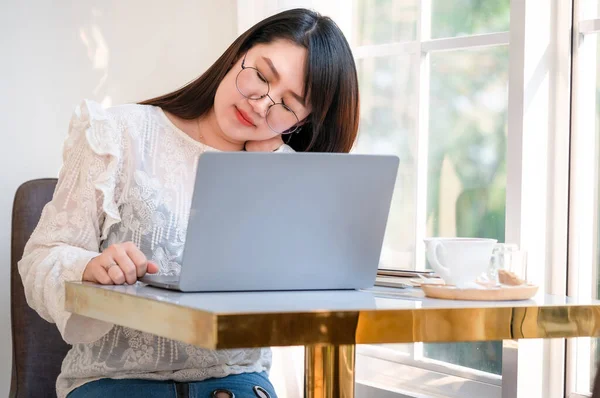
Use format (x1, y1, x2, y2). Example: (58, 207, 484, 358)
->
(73, 99, 123, 240)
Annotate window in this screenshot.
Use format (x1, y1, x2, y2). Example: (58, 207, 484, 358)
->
(351, 1, 509, 393)
(430, 0, 509, 38)
(581, 0, 600, 19)
(238, 1, 568, 397)
(352, 0, 509, 270)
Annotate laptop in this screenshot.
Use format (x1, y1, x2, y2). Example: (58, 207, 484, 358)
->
(141, 151, 399, 292)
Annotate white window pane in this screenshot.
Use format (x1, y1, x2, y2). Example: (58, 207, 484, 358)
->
(423, 342, 502, 375)
(424, 45, 509, 373)
(353, 54, 418, 269)
(353, 0, 418, 46)
(427, 46, 508, 241)
(580, 0, 600, 20)
(431, 0, 509, 39)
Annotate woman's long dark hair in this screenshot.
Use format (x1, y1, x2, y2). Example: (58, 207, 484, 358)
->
(141, 8, 359, 153)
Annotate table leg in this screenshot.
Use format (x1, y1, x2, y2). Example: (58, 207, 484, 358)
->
(502, 340, 518, 398)
(304, 344, 355, 398)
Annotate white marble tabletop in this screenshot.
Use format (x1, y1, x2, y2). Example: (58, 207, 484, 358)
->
(65, 282, 600, 348)
(78, 282, 597, 313)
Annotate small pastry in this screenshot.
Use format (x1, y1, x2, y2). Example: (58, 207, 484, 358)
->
(498, 269, 525, 286)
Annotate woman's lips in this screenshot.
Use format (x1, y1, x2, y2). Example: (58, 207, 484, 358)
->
(235, 107, 255, 127)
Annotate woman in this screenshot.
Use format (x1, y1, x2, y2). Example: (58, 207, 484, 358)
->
(19, 8, 359, 398)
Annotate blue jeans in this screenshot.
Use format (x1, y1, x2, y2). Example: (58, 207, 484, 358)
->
(67, 372, 277, 398)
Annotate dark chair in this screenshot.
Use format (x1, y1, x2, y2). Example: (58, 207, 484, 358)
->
(10, 178, 70, 398)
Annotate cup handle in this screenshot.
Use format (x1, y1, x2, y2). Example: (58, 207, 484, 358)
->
(426, 240, 451, 283)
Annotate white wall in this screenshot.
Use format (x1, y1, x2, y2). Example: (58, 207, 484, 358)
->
(0, 1, 237, 394)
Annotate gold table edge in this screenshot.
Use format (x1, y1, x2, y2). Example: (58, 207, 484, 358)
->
(65, 282, 600, 349)
(65, 282, 218, 348)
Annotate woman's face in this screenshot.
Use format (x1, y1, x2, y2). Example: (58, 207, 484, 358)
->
(213, 39, 312, 143)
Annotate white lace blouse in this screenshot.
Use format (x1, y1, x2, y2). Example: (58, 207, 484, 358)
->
(18, 100, 293, 398)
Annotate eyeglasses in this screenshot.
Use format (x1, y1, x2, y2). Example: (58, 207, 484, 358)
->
(235, 54, 300, 135)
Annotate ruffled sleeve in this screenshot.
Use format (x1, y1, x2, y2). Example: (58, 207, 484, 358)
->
(18, 100, 123, 344)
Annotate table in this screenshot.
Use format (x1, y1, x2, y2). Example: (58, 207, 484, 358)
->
(65, 282, 600, 397)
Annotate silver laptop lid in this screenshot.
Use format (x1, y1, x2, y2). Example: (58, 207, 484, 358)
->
(178, 152, 399, 292)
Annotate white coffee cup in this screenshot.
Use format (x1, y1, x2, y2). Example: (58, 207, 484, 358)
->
(424, 237, 497, 288)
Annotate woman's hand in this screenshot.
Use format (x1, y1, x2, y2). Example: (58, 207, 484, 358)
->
(82, 242, 159, 285)
(244, 135, 284, 152)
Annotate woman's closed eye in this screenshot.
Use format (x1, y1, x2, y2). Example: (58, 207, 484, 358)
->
(256, 70, 268, 83)
(255, 60, 305, 116)
(281, 99, 294, 113)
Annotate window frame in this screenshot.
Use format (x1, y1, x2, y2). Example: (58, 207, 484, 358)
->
(237, 1, 574, 397)
(353, 1, 508, 393)
(352, 3, 511, 271)
(566, 1, 600, 396)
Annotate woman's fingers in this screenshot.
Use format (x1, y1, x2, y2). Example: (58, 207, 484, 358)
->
(83, 242, 158, 285)
(245, 135, 285, 152)
(146, 261, 159, 274)
(122, 242, 150, 279)
(107, 263, 126, 285)
(112, 246, 138, 284)
(91, 265, 113, 285)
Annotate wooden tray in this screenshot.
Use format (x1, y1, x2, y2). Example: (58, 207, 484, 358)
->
(421, 283, 539, 301)
(409, 278, 445, 287)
